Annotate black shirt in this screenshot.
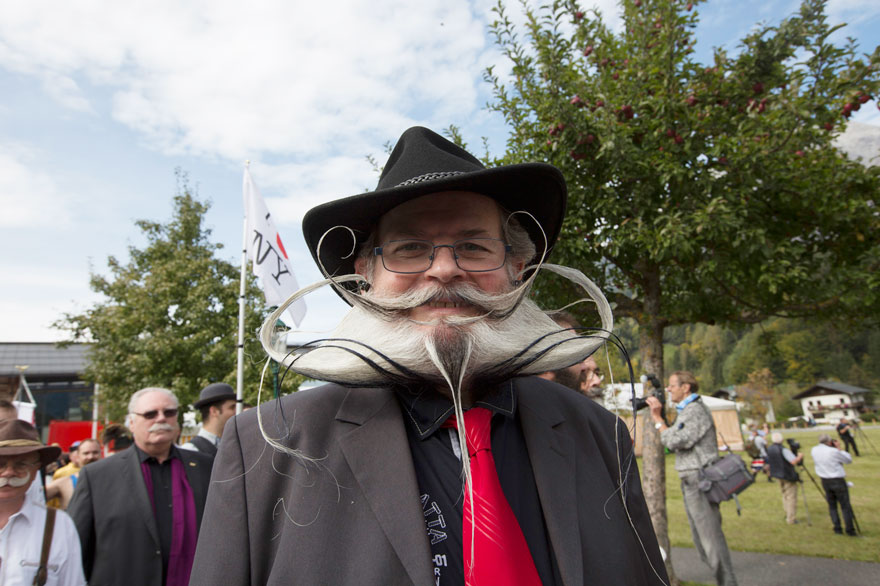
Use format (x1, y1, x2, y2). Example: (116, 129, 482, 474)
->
(395, 381, 560, 586)
(135, 444, 182, 583)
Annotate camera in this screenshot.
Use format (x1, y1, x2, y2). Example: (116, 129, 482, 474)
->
(786, 438, 801, 457)
(633, 374, 665, 411)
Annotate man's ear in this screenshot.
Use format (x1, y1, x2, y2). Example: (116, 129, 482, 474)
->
(512, 260, 526, 284)
(354, 257, 371, 289)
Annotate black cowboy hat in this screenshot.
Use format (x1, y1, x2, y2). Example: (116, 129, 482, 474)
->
(192, 382, 237, 410)
(0, 419, 62, 466)
(302, 126, 567, 285)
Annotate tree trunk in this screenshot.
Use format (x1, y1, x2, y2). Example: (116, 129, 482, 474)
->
(638, 317, 676, 583)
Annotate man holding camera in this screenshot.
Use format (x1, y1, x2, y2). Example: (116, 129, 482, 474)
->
(766, 433, 803, 524)
(811, 434, 857, 536)
(648, 371, 738, 586)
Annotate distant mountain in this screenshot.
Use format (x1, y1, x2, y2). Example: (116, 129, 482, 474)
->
(835, 121, 880, 165)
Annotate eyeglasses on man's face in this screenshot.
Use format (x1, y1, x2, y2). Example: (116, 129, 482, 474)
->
(131, 408, 178, 420)
(373, 238, 512, 274)
(0, 458, 40, 474)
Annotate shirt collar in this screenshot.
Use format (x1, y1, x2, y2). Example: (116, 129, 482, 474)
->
(395, 380, 517, 440)
(134, 443, 180, 463)
(675, 392, 700, 412)
(197, 428, 220, 445)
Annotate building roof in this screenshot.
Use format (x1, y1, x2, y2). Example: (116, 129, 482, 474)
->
(792, 380, 871, 400)
(0, 342, 91, 377)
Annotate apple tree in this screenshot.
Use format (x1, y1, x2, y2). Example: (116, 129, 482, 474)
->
(484, 0, 879, 575)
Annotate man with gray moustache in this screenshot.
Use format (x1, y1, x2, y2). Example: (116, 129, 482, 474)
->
(191, 127, 666, 585)
(68, 388, 212, 586)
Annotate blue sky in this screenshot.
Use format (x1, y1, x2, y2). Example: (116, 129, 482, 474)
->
(1, 0, 878, 343)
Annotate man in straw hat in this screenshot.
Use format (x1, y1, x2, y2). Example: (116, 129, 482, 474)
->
(0, 419, 86, 585)
(192, 127, 666, 584)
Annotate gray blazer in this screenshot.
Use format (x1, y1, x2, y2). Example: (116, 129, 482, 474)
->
(68, 444, 213, 586)
(190, 377, 666, 585)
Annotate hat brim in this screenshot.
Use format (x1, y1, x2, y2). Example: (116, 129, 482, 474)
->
(302, 162, 567, 297)
(192, 394, 237, 410)
(0, 444, 62, 467)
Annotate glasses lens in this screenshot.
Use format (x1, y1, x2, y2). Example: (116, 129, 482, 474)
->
(1, 460, 38, 473)
(380, 240, 433, 273)
(137, 408, 178, 420)
(453, 239, 508, 271)
(378, 238, 509, 274)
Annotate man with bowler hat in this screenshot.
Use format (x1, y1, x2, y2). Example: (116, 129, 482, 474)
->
(0, 419, 86, 585)
(181, 383, 237, 458)
(191, 127, 667, 585)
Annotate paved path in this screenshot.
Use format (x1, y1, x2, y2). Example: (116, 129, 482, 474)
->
(671, 547, 880, 585)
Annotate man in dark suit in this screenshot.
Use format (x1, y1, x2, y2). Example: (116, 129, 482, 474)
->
(191, 127, 667, 585)
(180, 382, 237, 458)
(69, 387, 212, 586)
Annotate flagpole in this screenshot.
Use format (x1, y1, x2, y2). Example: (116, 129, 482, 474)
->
(236, 163, 250, 415)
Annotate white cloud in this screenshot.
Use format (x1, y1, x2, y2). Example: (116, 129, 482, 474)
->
(835, 121, 880, 165)
(0, 0, 499, 163)
(827, 0, 880, 28)
(0, 143, 72, 227)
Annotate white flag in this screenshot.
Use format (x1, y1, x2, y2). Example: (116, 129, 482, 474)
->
(243, 167, 306, 327)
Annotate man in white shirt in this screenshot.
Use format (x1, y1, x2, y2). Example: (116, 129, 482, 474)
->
(0, 418, 86, 586)
(811, 433, 856, 536)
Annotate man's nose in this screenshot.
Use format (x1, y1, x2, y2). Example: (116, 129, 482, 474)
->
(423, 246, 466, 282)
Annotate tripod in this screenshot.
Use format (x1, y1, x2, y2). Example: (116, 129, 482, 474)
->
(795, 465, 825, 526)
(851, 422, 879, 456)
(798, 462, 861, 535)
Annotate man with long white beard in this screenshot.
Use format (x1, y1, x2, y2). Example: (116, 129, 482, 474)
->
(191, 127, 667, 585)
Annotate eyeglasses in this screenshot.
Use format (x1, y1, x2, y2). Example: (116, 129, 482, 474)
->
(373, 238, 512, 274)
(585, 368, 604, 382)
(131, 408, 178, 420)
(0, 458, 40, 474)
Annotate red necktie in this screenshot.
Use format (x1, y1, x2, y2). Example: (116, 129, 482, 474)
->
(445, 407, 541, 586)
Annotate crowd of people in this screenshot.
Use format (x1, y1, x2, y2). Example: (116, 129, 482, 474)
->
(1, 126, 873, 586)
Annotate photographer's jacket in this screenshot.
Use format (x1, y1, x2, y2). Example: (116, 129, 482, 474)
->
(659, 395, 718, 471)
(766, 444, 799, 481)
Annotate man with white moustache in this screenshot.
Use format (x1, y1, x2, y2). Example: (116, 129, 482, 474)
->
(68, 388, 212, 586)
(0, 419, 86, 586)
(191, 127, 666, 585)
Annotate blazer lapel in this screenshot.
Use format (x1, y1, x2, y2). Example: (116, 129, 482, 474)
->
(336, 388, 434, 586)
(124, 447, 161, 547)
(517, 381, 584, 586)
(180, 450, 209, 527)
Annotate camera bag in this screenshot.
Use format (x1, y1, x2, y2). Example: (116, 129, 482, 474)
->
(697, 404, 754, 514)
(699, 454, 754, 507)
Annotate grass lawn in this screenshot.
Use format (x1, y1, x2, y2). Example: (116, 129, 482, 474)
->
(659, 426, 880, 563)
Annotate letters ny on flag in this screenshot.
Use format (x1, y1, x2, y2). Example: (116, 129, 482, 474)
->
(243, 168, 306, 327)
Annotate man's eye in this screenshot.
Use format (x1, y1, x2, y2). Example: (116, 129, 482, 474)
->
(456, 241, 491, 255)
(389, 241, 430, 256)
